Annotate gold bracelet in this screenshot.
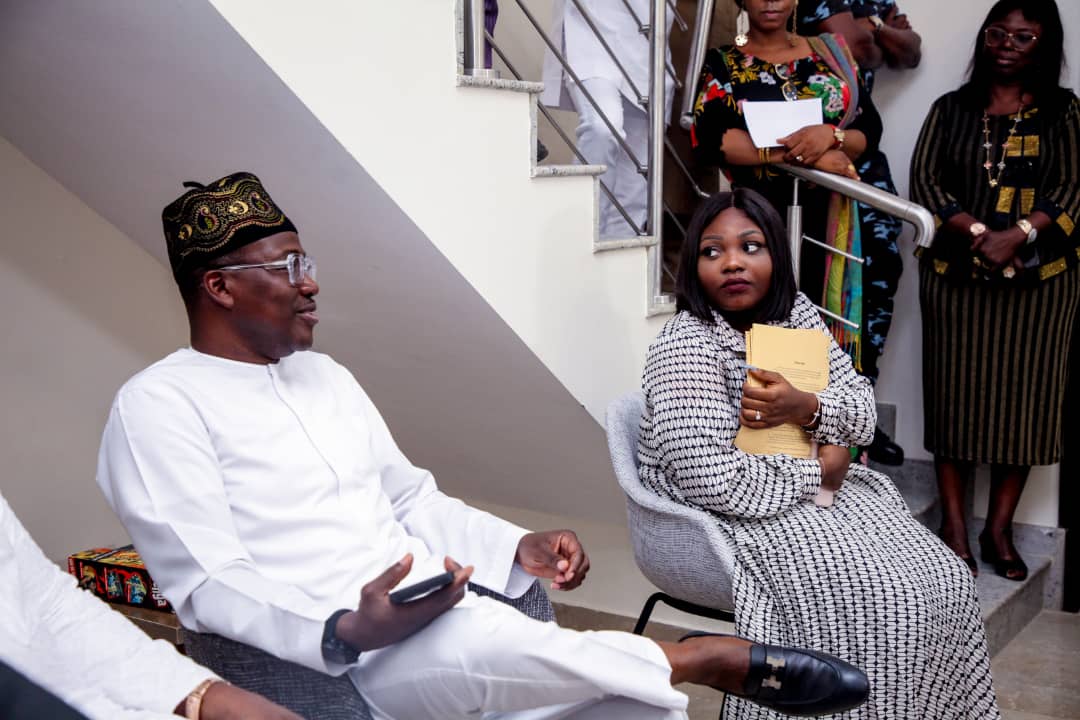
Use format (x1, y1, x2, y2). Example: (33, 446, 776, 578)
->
(185, 679, 219, 720)
(801, 394, 821, 430)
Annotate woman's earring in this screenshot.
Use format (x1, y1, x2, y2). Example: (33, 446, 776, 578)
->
(735, 9, 750, 47)
(788, 11, 798, 46)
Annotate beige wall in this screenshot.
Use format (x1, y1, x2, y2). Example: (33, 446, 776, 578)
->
(0, 136, 188, 562)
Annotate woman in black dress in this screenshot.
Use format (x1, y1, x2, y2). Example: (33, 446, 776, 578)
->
(910, 0, 1079, 579)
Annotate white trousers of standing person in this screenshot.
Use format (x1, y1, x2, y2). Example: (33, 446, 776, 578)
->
(568, 77, 650, 241)
(352, 593, 690, 720)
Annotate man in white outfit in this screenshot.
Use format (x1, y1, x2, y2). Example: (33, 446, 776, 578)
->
(541, 0, 675, 240)
(0, 492, 299, 720)
(96, 172, 868, 720)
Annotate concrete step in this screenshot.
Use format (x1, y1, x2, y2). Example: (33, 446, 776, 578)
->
(873, 457, 939, 528)
(869, 451, 1065, 656)
(968, 518, 1066, 656)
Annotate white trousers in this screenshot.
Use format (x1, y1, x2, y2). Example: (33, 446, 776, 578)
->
(351, 593, 689, 720)
(568, 77, 649, 241)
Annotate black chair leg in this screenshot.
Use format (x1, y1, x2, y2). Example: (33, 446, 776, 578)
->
(632, 592, 736, 635)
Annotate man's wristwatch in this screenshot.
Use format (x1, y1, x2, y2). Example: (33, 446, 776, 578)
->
(321, 609, 360, 665)
(968, 221, 988, 237)
(1016, 218, 1038, 244)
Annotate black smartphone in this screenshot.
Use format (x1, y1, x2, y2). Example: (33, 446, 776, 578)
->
(388, 570, 456, 604)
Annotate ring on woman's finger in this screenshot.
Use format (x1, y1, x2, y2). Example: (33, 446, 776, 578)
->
(755, 410, 762, 421)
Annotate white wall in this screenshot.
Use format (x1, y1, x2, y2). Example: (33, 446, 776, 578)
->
(208, 0, 669, 427)
(0, 136, 189, 562)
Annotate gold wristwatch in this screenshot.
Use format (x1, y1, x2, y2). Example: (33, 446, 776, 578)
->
(1016, 218, 1037, 244)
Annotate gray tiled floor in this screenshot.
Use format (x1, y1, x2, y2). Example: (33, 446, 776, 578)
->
(553, 604, 1080, 719)
(995, 611, 1080, 720)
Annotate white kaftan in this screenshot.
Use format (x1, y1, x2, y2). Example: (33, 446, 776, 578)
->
(0, 493, 215, 719)
(97, 349, 689, 720)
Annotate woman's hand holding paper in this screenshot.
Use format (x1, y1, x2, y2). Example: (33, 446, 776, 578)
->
(777, 124, 836, 165)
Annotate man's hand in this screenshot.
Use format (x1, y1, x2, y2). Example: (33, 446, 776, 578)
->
(335, 554, 472, 652)
(516, 530, 590, 590)
(885, 8, 911, 30)
(740, 369, 819, 429)
(817, 444, 851, 492)
(195, 681, 303, 720)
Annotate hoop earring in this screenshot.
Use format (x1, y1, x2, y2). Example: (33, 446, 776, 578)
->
(788, 10, 798, 46)
(735, 8, 750, 47)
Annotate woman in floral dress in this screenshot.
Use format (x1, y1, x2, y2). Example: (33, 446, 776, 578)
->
(692, 0, 882, 366)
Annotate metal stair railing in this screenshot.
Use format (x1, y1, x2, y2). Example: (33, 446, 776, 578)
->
(463, 2, 935, 323)
(779, 164, 935, 329)
(463, 0, 680, 309)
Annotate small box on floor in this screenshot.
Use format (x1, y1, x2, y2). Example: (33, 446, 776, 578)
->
(68, 545, 172, 612)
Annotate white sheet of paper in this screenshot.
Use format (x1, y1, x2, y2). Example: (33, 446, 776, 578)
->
(742, 99, 824, 148)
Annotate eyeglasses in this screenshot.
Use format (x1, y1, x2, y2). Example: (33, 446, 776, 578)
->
(774, 62, 799, 102)
(213, 252, 317, 286)
(984, 26, 1038, 51)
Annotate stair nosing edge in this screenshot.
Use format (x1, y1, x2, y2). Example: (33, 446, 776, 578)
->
(456, 74, 544, 94)
(532, 164, 606, 179)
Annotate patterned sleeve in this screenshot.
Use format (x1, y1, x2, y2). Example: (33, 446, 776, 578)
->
(797, 0, 853, 29)
(910, 94, 963, 224)
(1033, 93, 1080, 240)
(794, 300, 878, 447)
(848, 66, 882, 153)
(691, 48, 743, 167)
(643, 322, 823, 520)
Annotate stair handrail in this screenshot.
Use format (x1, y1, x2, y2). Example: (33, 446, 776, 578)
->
(778, 164, 935, 249)
(679, 0, 715, 130)
(777, 163, 935, 330)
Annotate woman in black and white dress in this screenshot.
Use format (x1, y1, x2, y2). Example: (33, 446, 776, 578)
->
(637, 188, 999, 719)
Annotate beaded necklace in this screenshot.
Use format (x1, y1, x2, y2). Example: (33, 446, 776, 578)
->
(981, 104, 1024, 188)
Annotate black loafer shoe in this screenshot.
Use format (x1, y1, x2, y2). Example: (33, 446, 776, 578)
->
(680, 632, 869, 717)
(866, 425, 904, 466)
(744, 642, 869, 716)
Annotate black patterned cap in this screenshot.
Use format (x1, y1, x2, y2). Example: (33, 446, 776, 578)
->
(161, 172, 297, 280)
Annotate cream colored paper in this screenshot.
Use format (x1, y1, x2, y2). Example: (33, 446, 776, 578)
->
(734, 324, 830, 458)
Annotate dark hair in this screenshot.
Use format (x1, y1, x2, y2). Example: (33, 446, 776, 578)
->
(962, 0, 1067, 110)
(675, 188, 797, 324)
(176, 245, 247, 306)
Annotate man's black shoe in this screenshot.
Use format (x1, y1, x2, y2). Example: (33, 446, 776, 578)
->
(681, 633, 870, 716)
(866, 425, 904, 466)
